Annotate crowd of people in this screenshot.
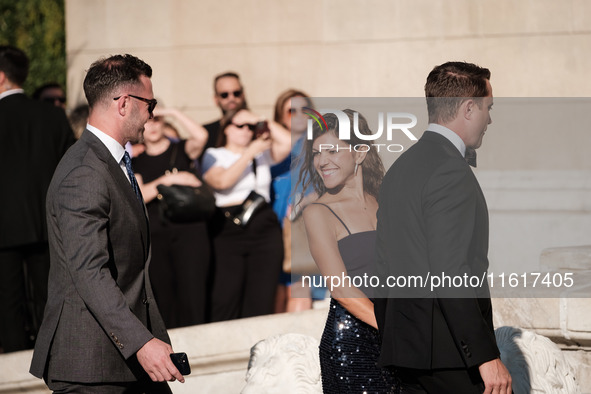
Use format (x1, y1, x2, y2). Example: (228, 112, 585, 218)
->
(2, 45, 512, 393)
(0, 46, 322, 354)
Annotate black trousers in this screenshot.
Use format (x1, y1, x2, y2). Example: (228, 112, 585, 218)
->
(0, 242, 49, 352)
(209, 204, 283, 322)
(46, 378, 172, 394)
(148, 219, 210, 328)
(397, 367, 485, 394)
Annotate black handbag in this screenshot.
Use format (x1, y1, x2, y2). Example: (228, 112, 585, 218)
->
(226, 160, 267, 228)
(156, 143, 216, 223)
(157, 183, 216, 222)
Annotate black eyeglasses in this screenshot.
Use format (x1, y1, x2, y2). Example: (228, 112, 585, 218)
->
(113, 94, 157, 117)
(232, 122, 257, 131)
(218, 90, 242, 99)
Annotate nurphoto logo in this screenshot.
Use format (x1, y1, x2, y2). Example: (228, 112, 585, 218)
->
(305, 108, 419, 153)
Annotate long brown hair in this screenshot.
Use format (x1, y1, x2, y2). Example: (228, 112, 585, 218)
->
(296, 109, 385, 201)
(273, 89, 313, 128)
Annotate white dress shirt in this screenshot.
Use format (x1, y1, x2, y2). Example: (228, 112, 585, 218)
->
(86, 124, 131, 183)
(426, 123, 466, 158)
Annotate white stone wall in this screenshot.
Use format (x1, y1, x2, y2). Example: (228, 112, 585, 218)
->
(64, 0, 591, 115)
(64, 1, 591, 276)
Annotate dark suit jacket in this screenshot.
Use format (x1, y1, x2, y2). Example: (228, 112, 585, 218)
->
(0, 93, 74, 249)
(374, 131, 499, 370)
(30, 130, 169, 383)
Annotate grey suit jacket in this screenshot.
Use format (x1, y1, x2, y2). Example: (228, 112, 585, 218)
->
(374, 131, 499, 370)
(30, 130, 169, 383)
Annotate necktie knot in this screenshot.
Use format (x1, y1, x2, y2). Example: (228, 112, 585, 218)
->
(465, 147, 477, 168)
(122, 151, 143, 202)
(123, 151, 132, 166)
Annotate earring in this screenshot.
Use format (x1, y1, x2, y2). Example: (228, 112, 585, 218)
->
(354, 163, 359, 175)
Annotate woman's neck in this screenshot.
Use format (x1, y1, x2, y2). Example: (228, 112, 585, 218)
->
(145, 137, 171, 156)
(224, 143, 246, 154)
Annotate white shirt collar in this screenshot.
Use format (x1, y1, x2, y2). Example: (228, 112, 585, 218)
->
(86, 123, 126, 164)
(427, 123, 466, 157)
(0, 88, 25, 101)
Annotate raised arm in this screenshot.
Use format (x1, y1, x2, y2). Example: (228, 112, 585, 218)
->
(153, 107, 208, 160)
(202, 138, 271, 191)
(232, 109, 291, 163)
(267, 119, 291, 163)
(303, 203, 378, 328)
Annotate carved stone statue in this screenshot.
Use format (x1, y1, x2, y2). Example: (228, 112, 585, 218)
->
(495, 326, 579, 393)
(242, 333, 322, 393)
(243, 327, 579, 393)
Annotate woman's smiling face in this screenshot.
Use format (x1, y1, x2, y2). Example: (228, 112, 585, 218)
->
(312, 132, 357, 190)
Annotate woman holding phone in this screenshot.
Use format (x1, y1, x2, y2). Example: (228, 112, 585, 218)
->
(202, 109, 290, 322)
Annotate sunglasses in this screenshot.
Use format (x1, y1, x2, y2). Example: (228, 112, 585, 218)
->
(43, 96, 66, 104)
(287, 107, 306, 117)
(232, 122, 257, 131)
(113, 94, 158, 117)
(218, 90, 243, 99)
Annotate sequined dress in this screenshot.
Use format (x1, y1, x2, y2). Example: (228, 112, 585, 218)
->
(315, 204, 399, 394)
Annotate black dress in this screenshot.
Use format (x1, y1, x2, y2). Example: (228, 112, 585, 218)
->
(313, 203, 399, 394)
(132, 140, 210, 328)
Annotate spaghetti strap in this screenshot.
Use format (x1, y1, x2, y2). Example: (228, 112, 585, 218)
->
(310, 203, 352, 235)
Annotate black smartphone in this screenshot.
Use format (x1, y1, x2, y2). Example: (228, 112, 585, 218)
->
(254, 120, 270, 138)
(170, 352, 191, 375)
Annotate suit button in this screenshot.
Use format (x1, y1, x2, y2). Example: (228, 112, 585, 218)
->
(143, 298, 149, 304)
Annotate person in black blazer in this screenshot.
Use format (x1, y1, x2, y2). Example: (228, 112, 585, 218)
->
(374, 62, 512, 393)
(0, 45, 74, 353)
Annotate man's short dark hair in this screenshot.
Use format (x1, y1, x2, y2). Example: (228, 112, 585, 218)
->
(425, 61, 491, 124)
(0, 45, 29, 87)
(213, 71, 241, 93)
(83, 54, 152, 108)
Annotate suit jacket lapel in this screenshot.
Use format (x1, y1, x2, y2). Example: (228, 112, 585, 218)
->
(80, 131, 150, 258)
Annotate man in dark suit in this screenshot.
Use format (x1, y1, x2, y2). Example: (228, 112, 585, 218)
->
(0, 45, 74, 353)
(30, 54, 184, 392)
(202, 71, 248, 154)
(375, 62, 512, 393)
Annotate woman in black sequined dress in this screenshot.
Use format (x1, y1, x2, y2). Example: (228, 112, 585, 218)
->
(297, 110, 399, 393)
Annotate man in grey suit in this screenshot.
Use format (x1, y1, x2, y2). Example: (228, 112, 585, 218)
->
(30, 54, 184, 393)
(374, 62, 512, 393)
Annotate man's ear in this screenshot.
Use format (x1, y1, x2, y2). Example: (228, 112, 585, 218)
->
(116, 95, 129, 116)
(463, 99, 475, 120)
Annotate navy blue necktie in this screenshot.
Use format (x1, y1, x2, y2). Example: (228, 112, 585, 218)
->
(465, 147, 477, 168)
(122, 151, 143, 202)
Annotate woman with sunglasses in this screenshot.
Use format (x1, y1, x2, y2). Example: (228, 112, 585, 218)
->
(202, 108, 291, 322)
(131, 107, 210, 328)
(271, 89, 324, 314)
